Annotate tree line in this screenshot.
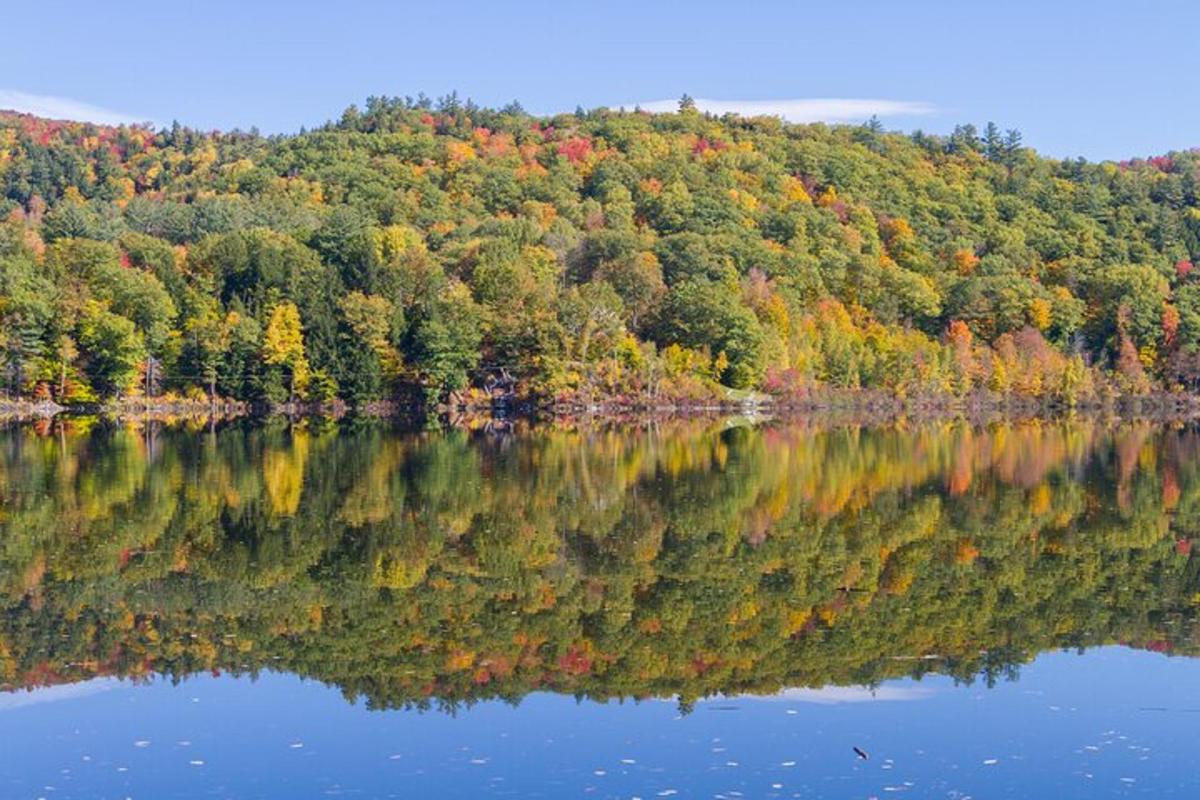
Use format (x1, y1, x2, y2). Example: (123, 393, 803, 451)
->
(2, 96, 1200, 408)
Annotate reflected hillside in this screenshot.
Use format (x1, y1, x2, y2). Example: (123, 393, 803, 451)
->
(1, 418, 1199, 710)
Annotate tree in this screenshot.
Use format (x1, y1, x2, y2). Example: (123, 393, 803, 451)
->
(559, 282, 625, 362)
(654, 279, 766, 389)
(410, 282, 483, 405)
(194, 229, 342, 377)
(75, 301, 146, 398)
(1003, 128, 1023, 162)
(262, 302, 310, 403)
(594, 251, 666, 331)
(313, 207, 375, 291)
(1085, 265, 1169, 359)
(338, 291, 403, 404)
(471, 243, 561, 369)
(948, 123, 980, 153)
(983, 122, 1004, 161)
(183, 307, 229, 403)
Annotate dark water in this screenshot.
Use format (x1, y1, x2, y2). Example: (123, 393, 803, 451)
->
(1, 417, 1199, 798)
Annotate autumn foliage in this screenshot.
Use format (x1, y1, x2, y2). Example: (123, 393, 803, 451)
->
(1, 101, 1200, 407)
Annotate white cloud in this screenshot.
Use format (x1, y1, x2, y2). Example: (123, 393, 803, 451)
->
(636, 97, 935, 124)
(703, 684, 934, 705)
(0, 678, 122, 711)
(0, 89, 149, 126)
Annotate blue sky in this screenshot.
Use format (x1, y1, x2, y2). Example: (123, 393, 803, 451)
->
(2, 0, 1197, 161)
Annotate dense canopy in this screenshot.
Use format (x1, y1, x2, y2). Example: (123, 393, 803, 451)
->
(2, 97, 1200, 407)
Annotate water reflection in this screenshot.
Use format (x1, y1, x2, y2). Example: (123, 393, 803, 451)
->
(1, 418, 1198, 710)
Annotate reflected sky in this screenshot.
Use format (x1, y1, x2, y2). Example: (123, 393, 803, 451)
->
(2, 647, 1197, 799)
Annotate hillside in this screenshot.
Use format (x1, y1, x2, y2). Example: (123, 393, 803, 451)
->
(1, 97, 1198, 409)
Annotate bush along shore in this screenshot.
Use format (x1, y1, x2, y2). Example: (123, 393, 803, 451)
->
(4, 99, 1200, 415)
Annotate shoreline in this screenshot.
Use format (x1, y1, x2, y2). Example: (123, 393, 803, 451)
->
(6, 389, 1200, 425)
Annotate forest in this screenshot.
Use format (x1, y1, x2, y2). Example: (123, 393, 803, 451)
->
(1, 418, 1198, 709)
(2, 96, 1200, 409)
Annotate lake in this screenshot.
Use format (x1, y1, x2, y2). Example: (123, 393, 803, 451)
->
(1, 417, 1199, 799)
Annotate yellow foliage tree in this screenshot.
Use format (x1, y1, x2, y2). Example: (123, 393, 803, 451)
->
(262, 302, 310, 402)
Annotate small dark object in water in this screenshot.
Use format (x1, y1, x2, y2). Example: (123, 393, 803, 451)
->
(853, 746, 869, 760)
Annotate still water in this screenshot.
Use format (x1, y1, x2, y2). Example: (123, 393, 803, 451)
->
(1, 417, 1199, 798)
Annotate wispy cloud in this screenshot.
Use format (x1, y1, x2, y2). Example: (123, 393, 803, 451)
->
(0, 678, 123, 711)
(636, 97, 935, 124)
(0, 89, 149, 126)
(705, 684, 934, 705)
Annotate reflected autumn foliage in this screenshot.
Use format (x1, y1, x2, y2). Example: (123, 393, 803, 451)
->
(1, 418, 1199, 710)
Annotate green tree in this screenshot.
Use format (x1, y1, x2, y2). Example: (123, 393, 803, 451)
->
(410, 282, 483, 404)
(75, 301, 146, 398)
(654, 279, 765, 388)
